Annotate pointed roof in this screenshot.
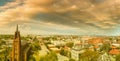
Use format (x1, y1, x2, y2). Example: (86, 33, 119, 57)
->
(16, 24, 18, 31)
(15, 24, 20, 38)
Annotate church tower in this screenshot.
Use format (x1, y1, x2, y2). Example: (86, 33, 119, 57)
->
(12, 25, 21, 61)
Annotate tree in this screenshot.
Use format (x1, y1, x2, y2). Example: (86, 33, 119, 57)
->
(116, 54, 120, 61)
(31, 42, 41, 51)
(39, 52, 58, 61)
(29, 55, 35, 61)
(66, 42, 74, 48)
(69, 58, 75, 61)
(100, 42, 111, 52)
(60, 49, 68, 56)
(79, 50, 100, 61)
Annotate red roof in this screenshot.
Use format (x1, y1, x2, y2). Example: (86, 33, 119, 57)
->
(109, 49, 120, 55)
(88, 38, 103, 44)
(94, 45, 99, 49)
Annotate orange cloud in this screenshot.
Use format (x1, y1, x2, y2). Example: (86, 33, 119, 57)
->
(25, 0, 53, 6)
(0, 0, 54, 26)
(0, 0, 119, 31)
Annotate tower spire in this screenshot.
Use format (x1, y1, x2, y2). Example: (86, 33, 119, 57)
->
(12, 24, 21, 61)
(16, 24, 18, 32)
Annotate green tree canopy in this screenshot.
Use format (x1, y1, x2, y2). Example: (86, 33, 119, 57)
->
(66, 42, 74, 48)
(100, 42, 111, 52)
(116, 54, 120, 61)
(79, 50, 100, 61)
(39, 52, 58, 61)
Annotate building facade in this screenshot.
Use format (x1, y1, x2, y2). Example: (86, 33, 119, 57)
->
(11, 25, 31, 61)
(11, 25, 21, 61)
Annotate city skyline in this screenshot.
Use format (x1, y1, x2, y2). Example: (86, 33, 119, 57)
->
(0, 0, 120, 35)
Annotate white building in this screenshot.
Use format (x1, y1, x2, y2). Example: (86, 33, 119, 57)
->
(71, 49, 85, 61)
(71, 42, 85, 61)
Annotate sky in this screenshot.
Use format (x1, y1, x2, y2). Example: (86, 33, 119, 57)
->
(0, 0, 120, 35)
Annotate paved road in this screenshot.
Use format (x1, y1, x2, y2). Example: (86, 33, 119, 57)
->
(38, 38, 69, 61)
(39, 43, 69, 61)
(39, 43, 49, 56)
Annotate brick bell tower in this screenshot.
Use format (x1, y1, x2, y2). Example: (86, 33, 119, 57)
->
(12, 25, 21, 61)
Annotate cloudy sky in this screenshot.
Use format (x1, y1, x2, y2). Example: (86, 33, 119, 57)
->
(0, 0, 120, 35)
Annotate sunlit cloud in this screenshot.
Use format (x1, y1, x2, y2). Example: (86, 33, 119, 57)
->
(0, 0, 119, 35)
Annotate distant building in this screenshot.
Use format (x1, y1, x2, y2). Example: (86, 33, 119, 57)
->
(11, 25, 31, 61)
(48, 44, 60, 53)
